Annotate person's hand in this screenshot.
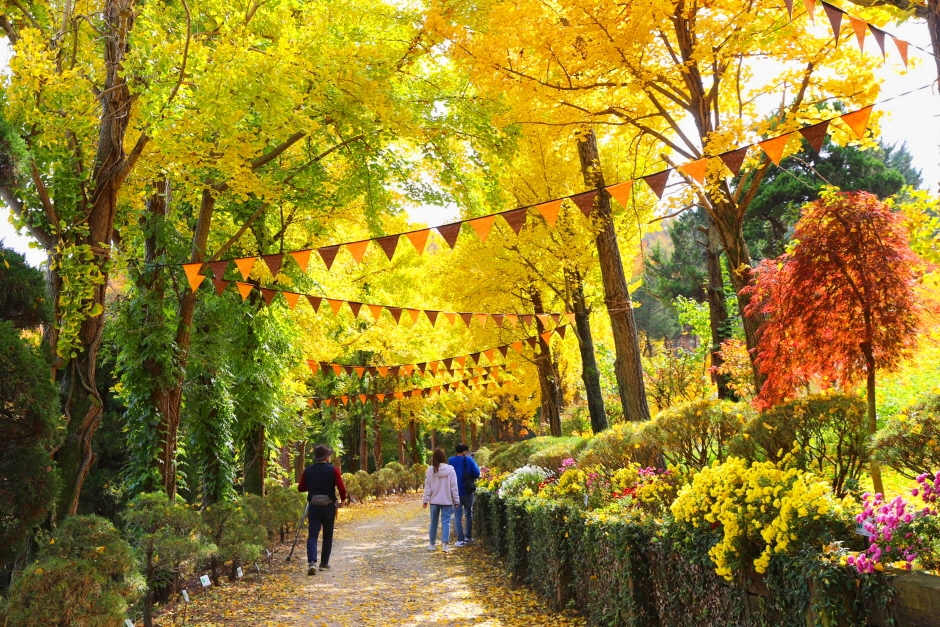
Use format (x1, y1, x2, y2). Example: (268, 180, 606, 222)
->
(336, 500, 343, 508)
(422, 502, 428, 509)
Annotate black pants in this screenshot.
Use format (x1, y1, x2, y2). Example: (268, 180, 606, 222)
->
(306, 503, 336, 564)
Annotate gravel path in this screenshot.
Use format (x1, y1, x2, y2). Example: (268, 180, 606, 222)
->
(173, 494, 586, 627)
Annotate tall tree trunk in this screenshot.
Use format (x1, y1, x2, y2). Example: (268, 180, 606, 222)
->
(243, 424, 265, 496)
(459, 415, 467, 445)
(294, 441, 306, 483)
(430, 430, 437, 451)
(470, 421, 478, 450)
(372, 405, 383, 470)
(53, 0, 138, 517)
(359, 415, 368, 472)
(530, 289, 562, 436)
(576, 129, 651, 423)
(861, 340, 884, 495)
(398, 429, 406, 465)
(571, 273, 608, 433)
(409, 417, 420, 465)
(702, 217, 735, 400)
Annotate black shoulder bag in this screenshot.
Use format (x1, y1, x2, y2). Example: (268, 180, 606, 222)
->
(462, 456, 477, 494)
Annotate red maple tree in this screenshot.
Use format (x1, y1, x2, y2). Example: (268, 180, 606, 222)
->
(744, 190, 926, 494)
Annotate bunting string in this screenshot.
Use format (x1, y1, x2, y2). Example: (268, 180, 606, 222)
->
(305, 324, 571, 379)
(308, 372, 511, 407)
(175, 97, 907, 291)
(189, 274, 575, 330)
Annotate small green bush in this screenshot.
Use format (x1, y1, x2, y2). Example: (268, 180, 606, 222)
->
(260, 479, 306, 541)
(202, 497, 267, 583)
(641, 399, 744, 471)
(873, 392, 940, 479)
(123, 492, 210, 626)
(473, 446, 492, 469)
(355, 470, 374, 499)
(731, 392, 868, 496)
(2, 515, 143, 627)
(384, 461, 407, 491)
(407, 463, 428, 491)
(342, 472, 361, 502)
(374, 467, 397, 495)
(527, 438, 589, 472)
(577, 423, 657, 469)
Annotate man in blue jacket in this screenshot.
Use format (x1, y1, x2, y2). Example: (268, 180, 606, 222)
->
(449, 443, 480, 547)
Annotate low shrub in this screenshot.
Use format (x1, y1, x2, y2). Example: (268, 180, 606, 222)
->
(122, 492, 210, 626)
(577, 422, 658, 469)
(260, 480, 307, 541)
(641, 399, 743, 471)
(406, 463, 428, 491)
(732, 392, 868, 496)
(472, 446, 492, 469)
(384, 462, 407, 491)
(872, 392, 940, 479)
(488, 437, 567, 472)
(526, 437, 588, 472)
(2, 515, 143, 627)
(354, 470, 374, 498)
(373, 467, 397, 495)
(201, 497, 267, 583)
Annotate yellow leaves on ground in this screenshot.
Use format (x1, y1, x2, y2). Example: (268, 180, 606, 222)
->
(162, 495, 585, 627)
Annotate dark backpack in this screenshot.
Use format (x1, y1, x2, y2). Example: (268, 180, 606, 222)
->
(462, 456, 477, 494)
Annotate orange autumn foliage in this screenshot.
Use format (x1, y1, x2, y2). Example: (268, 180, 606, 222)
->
(743, 190, 926, 410)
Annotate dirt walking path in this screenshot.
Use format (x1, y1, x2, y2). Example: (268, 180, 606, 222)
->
(168, 494, 586, 627)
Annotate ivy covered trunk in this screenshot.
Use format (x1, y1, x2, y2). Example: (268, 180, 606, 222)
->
(243, 424, 266, 496)
(54, 0, 140, 518)
(576, 129, 651, 422)
(571, 273, 608, 434)
(530, 289, 562, 436)
(704, 216, 734, 400)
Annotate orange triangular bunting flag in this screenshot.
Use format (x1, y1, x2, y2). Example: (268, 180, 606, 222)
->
(892, 36, 908, 68)
(402, 364, 414, 376)
(719, 147, 749, 176)
(327, 299, 344, 316)
(444, 312, 457, 326)
(377, 366, 389, 377)
(406, 229, 431, 255)
(511, 341, 523, 354)
(236, 282, 254, 300)
(535, 200, 562, 227)
(331, 364, 344, 376)
(504, 314, 518, 328)
(323, 399, 332, 407)
(407, 309, 421, 324)
(678, 158, 709, 184)
(307, 360, 320, 375)
(484, 349, 495, 362)
(183, 263, 206, 292)
(536, 313, 551, 327)
(341, 396, 349, 406)
(605, 181, 633, 208)
(394, 392, 404, 400)
(283, 292, 300, 310)
(455, 356, 466, 368)
(759, 133, 792, 166)
(318, 245, 340, 270)
(359, 394, 368, 404)
(468, 215, 496, 242)
(289, 249, 312, 272)
(822, 2, 844, 45)
(642, 170, 671, 199)
(368, 304, 383, 321)
(803, 0, 816, 22)
(570, 191, 598, 219)
(799, 121, 830, 153)
(841, 106, 873, 139)
(262, 254, 283, 277)
(436, 223, 462, 249)
(234, 257, 256, 280)
(502, 208, 527, 235)
(376, 394, 386, 403)
(849, 16, 867, 50)
(540, 331, 553, 344)
(476, 313, 488, 329)
(376, 235, 399, 261)
(354, 367, 366, 378)
(345, 240, 369, 264)
(566, 312, 577, 325)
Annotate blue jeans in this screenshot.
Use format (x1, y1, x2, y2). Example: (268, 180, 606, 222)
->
(428, 504, 454, 545)
(455, 493, 474, 541)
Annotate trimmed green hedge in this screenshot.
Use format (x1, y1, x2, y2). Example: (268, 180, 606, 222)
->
(474, 491, 894, 627)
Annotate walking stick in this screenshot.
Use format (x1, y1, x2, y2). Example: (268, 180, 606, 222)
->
(286, 502, 309, 562)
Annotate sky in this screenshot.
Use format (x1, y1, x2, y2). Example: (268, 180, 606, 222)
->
(1, 19, 938, 268)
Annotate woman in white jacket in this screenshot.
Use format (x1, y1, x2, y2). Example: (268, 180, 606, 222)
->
(423, 448, 461, 552)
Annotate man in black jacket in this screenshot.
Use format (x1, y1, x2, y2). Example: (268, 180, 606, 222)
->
(297, 445, 347, 575)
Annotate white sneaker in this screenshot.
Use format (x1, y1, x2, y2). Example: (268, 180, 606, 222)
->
(454, 541, 467, 547)
(427, 543, 435, 552)
(442, 543, 450, 553)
